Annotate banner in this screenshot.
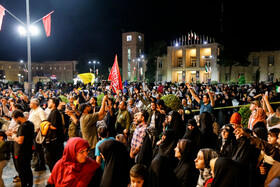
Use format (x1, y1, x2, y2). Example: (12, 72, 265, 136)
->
(108, 55, 123, 93)
(42, 11, 54, 37)
(0, 5, 5, 31)
(78, 73, 95, 85)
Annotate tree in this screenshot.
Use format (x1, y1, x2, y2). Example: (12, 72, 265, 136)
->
(218, 45, 250, 81)
(145, 40, 167, 83)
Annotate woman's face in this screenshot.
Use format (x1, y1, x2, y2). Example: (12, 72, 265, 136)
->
(188, 124, 194, 131)
(268, 134, 277, 145)
(174, 143, 181, 159)
(221, 129, 229, 139)
(76, 148, 89, 164)
(194, 151, 205, 169)
(167, 115, 172, 123)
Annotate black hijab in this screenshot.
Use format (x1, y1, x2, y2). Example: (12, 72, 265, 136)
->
(98, 139, 130, 187)
(168, 111, 185, 139)
(157, 129, 177, 159)
(148, 155, 180, 187)
(136, 126, 159, 168)
(252, 127, 267, 141)
(174, 140, 199, 187)
(199, 112, 217, 149)
(211, 157, 240, 187)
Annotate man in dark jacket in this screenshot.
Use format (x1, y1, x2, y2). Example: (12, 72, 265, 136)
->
(147, 101, 164, 135)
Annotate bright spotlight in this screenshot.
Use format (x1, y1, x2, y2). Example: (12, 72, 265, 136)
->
(175, 43, 179, 47)
(29, 25, 39, 36)
(18, 26, 27, 36)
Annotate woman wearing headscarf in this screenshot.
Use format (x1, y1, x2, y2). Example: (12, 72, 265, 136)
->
(167, 111, 185, 139)
(47, 137, 102, 187)
(199, 112, 218, 149)
(230, 112, 242, 129)
(148, 155, 180, 187)
(183, 119, 203, 150)
(136, 126, 159, 168)
(98, 139, 130, 187)
(194, 148, 218, 187)
(174, 139, 199, 187)
(211, 157, 240, 187)
(248, 107, 267, 130)
(154, 129, 178, 169)
(216, 124, 236, 157)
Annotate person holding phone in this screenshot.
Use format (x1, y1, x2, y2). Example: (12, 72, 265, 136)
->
(186, 83, 215, 114)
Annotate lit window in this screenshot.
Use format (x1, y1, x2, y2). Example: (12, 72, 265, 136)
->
(253, 57, 259, 66)
(127, 35, 132, 41)
(138, 36, 142, 42)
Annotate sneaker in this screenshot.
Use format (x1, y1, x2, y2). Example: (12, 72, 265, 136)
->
(35, 166, 47, 172)
(13, 176, 20, 183)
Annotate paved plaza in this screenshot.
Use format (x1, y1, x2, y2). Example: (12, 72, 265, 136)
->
(3, 157, 50, 187)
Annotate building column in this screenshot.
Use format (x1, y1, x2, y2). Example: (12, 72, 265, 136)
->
(196, 47, 200, 68)
(167, 47, 173, 82)
(210, 46, 219, 82)
(182, 48, 186, 82)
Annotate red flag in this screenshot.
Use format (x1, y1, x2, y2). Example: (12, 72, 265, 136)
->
(42, 11, 54, 37)
(108, 55, 123, 93)
(0, 5, 5, 31)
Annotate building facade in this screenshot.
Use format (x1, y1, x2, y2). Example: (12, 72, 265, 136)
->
(219, 50, 280, 83)
(122, 32, 146, 82)
(0, 60, 77, 82)
(156, 41, 220, 83)
(156, 47, 280, 83)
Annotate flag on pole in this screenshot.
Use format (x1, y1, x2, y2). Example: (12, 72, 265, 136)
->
(205, 65, 209, 72)
(78, 73, 95, 85)
(90, 68, 92, 73)
(96, 69, 98, 75)
(0, 5, 5, 31)
(108, 55, 123, 93)
(276, 86, 280, 93)
(42, 11, 54, 37)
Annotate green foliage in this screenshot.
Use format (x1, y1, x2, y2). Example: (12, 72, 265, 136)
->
(161, 94, 183, 111)
(238, 105, 251, 128)
(238, 75, 246, 85)
(59, 95, 69, 104)
(97, 93, 105, 106)
(211, 81, 218, 85)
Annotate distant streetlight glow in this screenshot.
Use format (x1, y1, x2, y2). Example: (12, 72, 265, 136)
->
(18, 25, 39, 36)
(175, 43, 179, 47)
(18, 26, 27, 36)
(29, 25, 39, 36)
(20, 60, 24, 63)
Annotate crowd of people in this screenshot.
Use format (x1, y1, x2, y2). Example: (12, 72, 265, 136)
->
(0, 80, 280, 187)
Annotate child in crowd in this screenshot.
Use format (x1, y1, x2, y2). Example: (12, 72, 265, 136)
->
(258, 128, 279, 183)
(267, 128, 280, 146)
(0, 130, 9, 187)
(128, 164, 147, 187)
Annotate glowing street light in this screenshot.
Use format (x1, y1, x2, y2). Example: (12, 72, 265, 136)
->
(18, 25, 39, 36)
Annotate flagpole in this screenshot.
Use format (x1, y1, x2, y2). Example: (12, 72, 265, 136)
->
(26, 0, 32, 98)
(30, 11, 54, 25)
(4, 8, 25, 26)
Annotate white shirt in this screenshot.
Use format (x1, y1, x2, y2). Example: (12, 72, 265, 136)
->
(28, 107, 46, 131)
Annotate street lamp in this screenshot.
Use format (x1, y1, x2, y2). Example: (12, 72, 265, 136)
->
(18, 74, 21, 83)
(88, 60, 100, 75)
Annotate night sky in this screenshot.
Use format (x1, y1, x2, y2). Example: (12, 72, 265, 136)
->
(0, 0, 279, 73)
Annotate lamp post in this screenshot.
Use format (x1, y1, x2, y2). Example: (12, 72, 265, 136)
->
(18, 74, 21, 83)
(88, 60, 100, 75)
(133, 55, 145, 81)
